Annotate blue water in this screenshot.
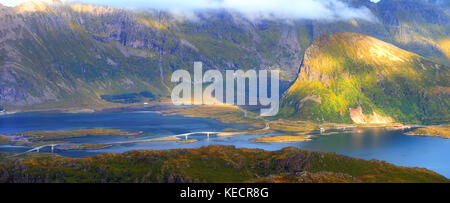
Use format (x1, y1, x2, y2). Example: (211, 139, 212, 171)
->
(0, 111, 449, 178)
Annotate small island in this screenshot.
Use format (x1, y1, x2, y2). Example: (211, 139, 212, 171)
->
(0, 134, 10, 144)
(250, 135, 312, 143)
(22, 128, 143, 140)
(405, 126, 450, 139)
(178, 139, 199, 143)
(58, 143, 112, 150)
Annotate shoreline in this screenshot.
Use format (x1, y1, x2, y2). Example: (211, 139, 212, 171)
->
(0, 100, 176, 116)
(404, 126, 450, 139)
(1, 104, 449, 148)
(0, 103, 444, 128)
(1, 104, 446, 136)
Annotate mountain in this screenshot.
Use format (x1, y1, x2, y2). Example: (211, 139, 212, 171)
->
(0, 1, 305, 110)
(0, 1, 448, 113)
(0, 145, 447, 183)
(280, 32, 449, 124)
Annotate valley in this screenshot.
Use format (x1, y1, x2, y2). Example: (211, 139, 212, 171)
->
(0, 0, 448, 183)
(0, 1, 448, 122)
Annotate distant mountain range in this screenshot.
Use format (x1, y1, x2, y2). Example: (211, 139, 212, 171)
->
(0, 0, 448, 124)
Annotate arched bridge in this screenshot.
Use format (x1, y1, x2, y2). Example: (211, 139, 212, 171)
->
(7, 144, 60, 158)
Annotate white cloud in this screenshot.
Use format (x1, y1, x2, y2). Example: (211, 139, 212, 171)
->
(0, 0, 53, 6)
(219, 0, 377, 21)
(0, 0, 377, 22)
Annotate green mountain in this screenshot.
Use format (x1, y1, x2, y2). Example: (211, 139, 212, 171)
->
(280, 32, 449, 124)
(0, 0, 448, 114)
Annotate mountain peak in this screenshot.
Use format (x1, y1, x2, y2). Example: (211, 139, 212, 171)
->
(308, 32, 417, 66)
(15, 0, 62, 13)
(295, 32, 422, 85)
(69, 3, 117, 15)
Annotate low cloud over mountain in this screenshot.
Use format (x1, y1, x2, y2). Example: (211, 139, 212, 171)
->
(1, 0, 377, 21)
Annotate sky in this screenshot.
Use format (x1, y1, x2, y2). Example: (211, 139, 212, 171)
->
(0, 0, 382, 21)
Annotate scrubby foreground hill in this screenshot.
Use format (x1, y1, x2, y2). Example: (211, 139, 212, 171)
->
(280, 33, 449, 124)
(0, 145, 447, 183)
(0, 0, 448, 112)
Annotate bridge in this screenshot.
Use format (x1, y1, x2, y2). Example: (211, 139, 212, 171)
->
(7, 144, 60, 158)
(104, 131, 221, 145)
(6, 122, 270, 157)
(176, 132, 217, 140)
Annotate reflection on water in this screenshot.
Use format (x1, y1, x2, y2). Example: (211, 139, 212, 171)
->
(0, 112, 449, 178)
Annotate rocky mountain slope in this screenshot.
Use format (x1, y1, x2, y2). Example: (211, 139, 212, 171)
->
(0, 0, 448, 116)
(280, 32, 449, 124)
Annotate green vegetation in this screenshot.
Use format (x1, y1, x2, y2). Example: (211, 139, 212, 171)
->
(269, 121, 318, 133)
(250, 135, 311, 143)
(1, 1, 449, 120)
(101, 91, 155, 104)
(281, 33, 449, 124)
(405, 126, 450, 138)
(0, 145, 447, 183)
(0, 135, 10, 144)
(68, 143, 113, 150)
(178, 139, 199, 144)
(251, 172, 360, 183)
(22, 128, 142, 140)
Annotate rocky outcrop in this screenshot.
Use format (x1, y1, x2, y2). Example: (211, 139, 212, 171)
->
(349, 106, 394, 124)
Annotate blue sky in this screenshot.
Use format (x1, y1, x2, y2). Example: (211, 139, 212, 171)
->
(0, 0, 381, 21)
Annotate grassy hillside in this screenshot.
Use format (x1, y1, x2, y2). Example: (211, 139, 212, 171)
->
(0, 145, 447, 183)
(280, 32, 449, 124)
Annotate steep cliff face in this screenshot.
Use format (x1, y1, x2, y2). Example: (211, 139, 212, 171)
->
(0, 1, 448, 111)
(280, 32, 449, 124)
(0, 2, 195, 109)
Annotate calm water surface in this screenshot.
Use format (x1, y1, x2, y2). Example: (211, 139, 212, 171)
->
(0, 111, 449, 178)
